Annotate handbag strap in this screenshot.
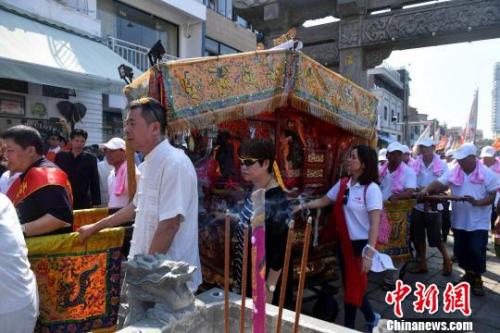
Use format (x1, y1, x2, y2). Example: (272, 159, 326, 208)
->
(363, 183, 368, 207)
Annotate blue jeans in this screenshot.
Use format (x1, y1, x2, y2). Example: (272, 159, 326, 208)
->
(453, 229, 488, 274)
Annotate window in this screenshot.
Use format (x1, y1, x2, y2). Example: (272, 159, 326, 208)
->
(42, 85, 76, 99)
(99, 1, 179, 57)
(208, 0, 233, 19)
(0, 79, 28, 94)
(383, 106, 387, 120)
(204, 37, 238, 56)
(0, 93, 25, 116)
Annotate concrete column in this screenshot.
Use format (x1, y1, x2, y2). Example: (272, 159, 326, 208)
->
(339, 47, 367, 88)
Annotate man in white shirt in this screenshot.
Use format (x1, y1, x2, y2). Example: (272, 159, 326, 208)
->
(379, 142, 417, 290)
(380, 142, 417, 203)
(409, 138, 451, 276)
(101, 137, 137, 209)
(480, 145, 499, 229)
(0, 193, 38, 333)
(78, 98, 202, 312)
(421, 143, 497, 296)
(97, 159, 111, 207)
(480, 146, 497, 170)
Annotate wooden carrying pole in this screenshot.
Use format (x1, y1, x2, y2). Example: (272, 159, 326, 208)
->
(224, 212, 231, 333)
(293, 217, 313, 333)
(125, 141, 137, 200)
(240, 225, 249, 333)
(275, 220, 295, 333)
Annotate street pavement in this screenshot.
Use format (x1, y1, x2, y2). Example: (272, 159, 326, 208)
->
(302, 234, 500, 332)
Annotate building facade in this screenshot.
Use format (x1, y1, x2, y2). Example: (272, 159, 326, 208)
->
(205, 1, 255, 56)
(368, 65, 410, 145)
(492, 62, 500, 137)
(0, 0, 254, 144)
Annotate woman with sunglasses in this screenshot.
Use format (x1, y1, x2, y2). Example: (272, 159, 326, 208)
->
(233, 139, 292, 307)
(293, 145, 382, 331)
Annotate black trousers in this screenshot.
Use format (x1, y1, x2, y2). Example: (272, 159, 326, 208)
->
(453, 229, 488, 274)
(337, 239, 375, 329)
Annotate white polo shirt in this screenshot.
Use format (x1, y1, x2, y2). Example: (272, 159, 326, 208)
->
(131, 139, 202, 291)
(438, 163, 498, 231)
(0, 193, 38, 315)
(380, 163, 417, 201)
(415, 158, 448, 211)
(327, 178, 383, 240)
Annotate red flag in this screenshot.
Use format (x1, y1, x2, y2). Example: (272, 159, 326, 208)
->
(462, 90, 479, 144)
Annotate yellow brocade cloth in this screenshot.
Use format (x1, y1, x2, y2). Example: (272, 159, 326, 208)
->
(72, 208, 110, 231)
(27, 227, 125, 333)
(377, 200, 416, 264)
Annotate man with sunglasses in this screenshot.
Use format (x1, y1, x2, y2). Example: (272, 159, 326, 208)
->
(78, 98, 202, 300)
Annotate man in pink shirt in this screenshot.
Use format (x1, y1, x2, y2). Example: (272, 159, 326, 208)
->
(102, 138, 131, 209)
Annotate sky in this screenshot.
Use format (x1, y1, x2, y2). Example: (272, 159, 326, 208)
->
(384, 38, 500, 139)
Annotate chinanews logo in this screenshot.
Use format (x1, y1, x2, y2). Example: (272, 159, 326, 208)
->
(373, 280, 474, 333)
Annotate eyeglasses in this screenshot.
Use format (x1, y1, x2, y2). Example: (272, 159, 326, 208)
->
(342, 188, 350, 205)
(239, 156, 261, 166)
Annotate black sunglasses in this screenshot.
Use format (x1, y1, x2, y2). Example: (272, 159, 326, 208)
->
(239, 156, 261, 166)
(342, 188, 350, 205)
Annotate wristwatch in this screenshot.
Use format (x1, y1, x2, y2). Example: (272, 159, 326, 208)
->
(267, 284, 276, 293)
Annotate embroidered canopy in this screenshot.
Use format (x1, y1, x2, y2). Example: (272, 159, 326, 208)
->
(124, 49, 378, 141)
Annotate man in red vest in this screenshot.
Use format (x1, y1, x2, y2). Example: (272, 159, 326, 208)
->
(1, 125, 73, 236)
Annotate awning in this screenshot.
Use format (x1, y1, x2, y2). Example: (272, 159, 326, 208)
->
(0, 8, 141, 95)
(377, 133, 395, 143)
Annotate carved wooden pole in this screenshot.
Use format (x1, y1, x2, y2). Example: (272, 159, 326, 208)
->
(224, 212, 231, 333)
(251, 189, 266, 333)
(275, 219, 295, 333)
(126, 140, 137, 201)
(293, 217, 312, 333)
(240, 225, 249, 333)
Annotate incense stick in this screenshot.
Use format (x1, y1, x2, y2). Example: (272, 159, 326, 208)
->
(224, 212, 230, 333)
(276, 220, 295, 333)
(293, 217, 312, 333)
(240, 225, 249, 333)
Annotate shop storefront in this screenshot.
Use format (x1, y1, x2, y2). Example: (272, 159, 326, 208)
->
(0, 6, 139, 144)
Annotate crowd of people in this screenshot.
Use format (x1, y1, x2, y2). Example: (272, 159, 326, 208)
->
(0, 97, 499, 332)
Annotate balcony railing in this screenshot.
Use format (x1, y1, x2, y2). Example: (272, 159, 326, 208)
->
(107, 36, 178, 73)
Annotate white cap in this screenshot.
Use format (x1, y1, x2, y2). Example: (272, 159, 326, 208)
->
(387, 142, 405, 153)
(101, 137, 126, 150)
(417, 138, 436, 147)
(453, 143, 477, 160)
(480, 146, 496, 158)
(378, 148, 387, 161)
(445, 149, 455, 158)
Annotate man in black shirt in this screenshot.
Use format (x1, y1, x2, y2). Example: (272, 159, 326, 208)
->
(1, 125, 73, 236)
(55, 129, 101, 209)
